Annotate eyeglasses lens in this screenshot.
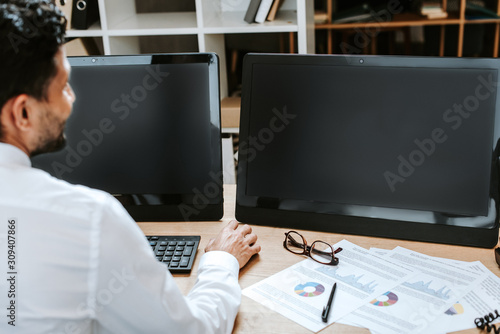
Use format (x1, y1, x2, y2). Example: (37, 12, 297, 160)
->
(286, 232, 306, 254)
(311, 241, 334, 264)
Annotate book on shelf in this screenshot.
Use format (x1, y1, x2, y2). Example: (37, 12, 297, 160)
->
(266, 0, 285, 22)
(245, 0, 285, 24)
(314, 10, 328, 24)
(244, 0, 262, 23)
(420, 1, 448, 19)
(421, 6, 444, 13)
(255, 0, 274, 23)
(425, 11, 448, 18)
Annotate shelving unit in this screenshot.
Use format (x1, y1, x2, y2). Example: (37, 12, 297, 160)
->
(315, 0, 500, 57)
(64, 0, 315, 98)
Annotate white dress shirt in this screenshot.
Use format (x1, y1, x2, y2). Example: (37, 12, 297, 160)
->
(0, 143, 240, 334)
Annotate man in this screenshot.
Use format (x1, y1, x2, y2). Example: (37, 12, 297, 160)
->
(0, 1, 260, 333)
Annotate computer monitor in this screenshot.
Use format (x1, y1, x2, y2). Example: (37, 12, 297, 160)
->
(32, 53, 223, 222)
(236, 53, 500, 248)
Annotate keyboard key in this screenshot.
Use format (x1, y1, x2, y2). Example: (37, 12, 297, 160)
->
(184, 247, 193, 256)
(170, 262, 179, 268)
(180, 259, 189, 267)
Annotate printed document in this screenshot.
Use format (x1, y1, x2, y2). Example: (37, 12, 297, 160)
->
(339, 246, 486, 334)
(242, 240, 415, 332)
(428, 260, 500, 333)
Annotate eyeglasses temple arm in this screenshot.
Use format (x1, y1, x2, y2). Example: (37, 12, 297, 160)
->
(311, 247, 343, 256)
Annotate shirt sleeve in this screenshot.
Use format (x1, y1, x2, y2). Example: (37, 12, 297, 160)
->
(91, 195, 240, 334)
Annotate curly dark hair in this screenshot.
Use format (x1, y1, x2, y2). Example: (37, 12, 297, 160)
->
(0, 0, 66, 139)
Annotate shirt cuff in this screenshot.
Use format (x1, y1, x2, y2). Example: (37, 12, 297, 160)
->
(198, 251, 239, 278)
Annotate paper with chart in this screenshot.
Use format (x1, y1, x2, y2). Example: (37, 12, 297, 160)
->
(339, 246, 486, 334)
(340, 271, 470, 334)
(386, 246, 484, 297)
(242, 240, 415, 332)
(426, 261, 500, 333)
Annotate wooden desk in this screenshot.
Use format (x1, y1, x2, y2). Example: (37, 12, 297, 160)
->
(138, 185, 500, 334)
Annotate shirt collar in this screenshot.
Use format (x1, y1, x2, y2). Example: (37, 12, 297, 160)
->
(0, 143, 32, 167)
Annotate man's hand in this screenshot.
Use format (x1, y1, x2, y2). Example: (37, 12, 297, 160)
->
(205, 220, 261, 268)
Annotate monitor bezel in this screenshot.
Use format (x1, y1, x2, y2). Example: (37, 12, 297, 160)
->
(236, 53, 500, 248)
(34, 53, 223, 222)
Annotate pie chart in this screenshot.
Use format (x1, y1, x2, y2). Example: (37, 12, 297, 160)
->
(370, 291, 398, 306)
(294, 282, 325, 297)
(445, 303, 465, 315)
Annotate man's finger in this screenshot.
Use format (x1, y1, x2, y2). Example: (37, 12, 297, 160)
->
(227, 220, 239, 230)
(237, 224, 252, 236)
(245, 233, 258, 245)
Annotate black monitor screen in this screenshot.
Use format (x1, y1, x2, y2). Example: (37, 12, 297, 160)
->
(32, 53, 223, 221)
(236, 54, 500, 247)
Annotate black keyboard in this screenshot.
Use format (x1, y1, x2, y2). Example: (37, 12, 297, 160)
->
(146, 235, 200, 274)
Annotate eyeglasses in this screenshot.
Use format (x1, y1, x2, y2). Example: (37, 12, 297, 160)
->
(283, 231, 342, 265)
(495, 247, 500, 267)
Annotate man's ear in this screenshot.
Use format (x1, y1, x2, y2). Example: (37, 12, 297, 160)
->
(0, 95, 38, 154)
(5, 94, 32, 131)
